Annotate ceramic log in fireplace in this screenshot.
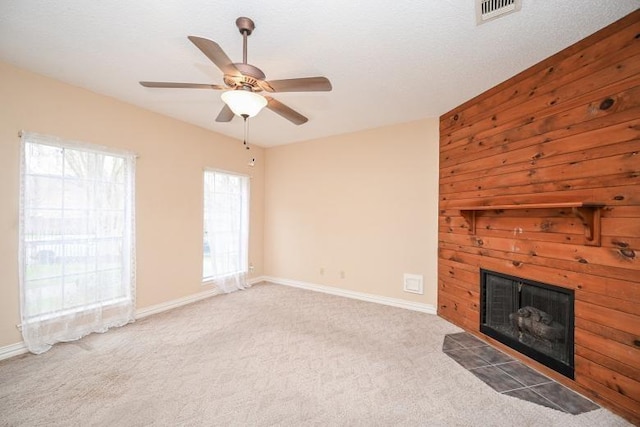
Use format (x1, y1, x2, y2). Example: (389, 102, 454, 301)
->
(480, 269, 575, 379)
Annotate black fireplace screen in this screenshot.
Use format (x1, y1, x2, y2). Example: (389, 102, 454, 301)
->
(480, 269, 575, 379)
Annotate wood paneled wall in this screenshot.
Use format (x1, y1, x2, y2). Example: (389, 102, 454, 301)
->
(438, 10, 640, 423)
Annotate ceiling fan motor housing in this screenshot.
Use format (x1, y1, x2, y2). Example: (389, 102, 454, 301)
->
(224, 63, 266, 91)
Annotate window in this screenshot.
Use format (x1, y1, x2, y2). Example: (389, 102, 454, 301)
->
(203, 170, 249, 292)
(19, 132, 135, 353)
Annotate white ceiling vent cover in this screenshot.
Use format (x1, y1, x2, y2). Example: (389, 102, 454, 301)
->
(476, 0, 522, 25)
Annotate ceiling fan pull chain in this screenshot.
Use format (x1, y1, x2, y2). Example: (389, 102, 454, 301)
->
(243, 115, 250, 150)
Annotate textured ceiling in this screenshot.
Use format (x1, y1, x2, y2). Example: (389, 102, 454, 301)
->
(1, 1, 638, 147)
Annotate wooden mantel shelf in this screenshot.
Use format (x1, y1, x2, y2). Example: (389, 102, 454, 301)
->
(452, 202, 605, 246)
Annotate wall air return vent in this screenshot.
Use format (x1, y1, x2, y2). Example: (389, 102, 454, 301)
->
(476, 0, 522, 25)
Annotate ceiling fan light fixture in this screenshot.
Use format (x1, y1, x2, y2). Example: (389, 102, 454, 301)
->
(221, 89, 267, 118)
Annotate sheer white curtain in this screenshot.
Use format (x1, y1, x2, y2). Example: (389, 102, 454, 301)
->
(203, 170, 249, 293)
(19, 132, 136, 354)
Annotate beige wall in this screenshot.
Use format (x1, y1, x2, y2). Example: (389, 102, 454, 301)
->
(0, 62, 264, 347)
(0, 60, 440, 349)
(264, 119, 440, 305)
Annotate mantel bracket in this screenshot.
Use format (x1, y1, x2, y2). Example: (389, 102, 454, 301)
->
(459, 210, 476, 234)
(572, 206, 602, 247)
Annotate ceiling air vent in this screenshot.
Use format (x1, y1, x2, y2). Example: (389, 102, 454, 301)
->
(476, 0, 522, 25)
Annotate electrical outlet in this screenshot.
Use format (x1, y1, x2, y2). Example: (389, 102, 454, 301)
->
(320, 267, 325, 275)
(340, 270, 345, 279)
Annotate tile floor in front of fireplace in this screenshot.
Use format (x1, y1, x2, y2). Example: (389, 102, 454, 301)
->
(443, 332, 599, 415)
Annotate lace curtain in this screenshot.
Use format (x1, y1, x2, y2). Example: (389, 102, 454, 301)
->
(19, 132, 136, 354)
(203, 170, 250, 293)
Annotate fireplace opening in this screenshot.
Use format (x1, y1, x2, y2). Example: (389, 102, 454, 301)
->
(480, 269, 575, 379)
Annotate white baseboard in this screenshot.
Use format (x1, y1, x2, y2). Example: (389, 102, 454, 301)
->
(0, 341, 29, 361)
(135, 288, 221, 319)
(0, 277, 266, 361)
(135, 276, 265, 319)
(263, 276, 437, 315)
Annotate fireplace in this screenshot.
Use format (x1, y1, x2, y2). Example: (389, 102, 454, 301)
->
(480, 269, 575, 379)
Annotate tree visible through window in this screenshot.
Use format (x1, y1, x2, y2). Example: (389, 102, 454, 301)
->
(203, 170, 249, 292)
(19, 132, 135, 353)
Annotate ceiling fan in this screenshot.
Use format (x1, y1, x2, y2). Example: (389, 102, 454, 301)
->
(140, 17, 332, 125)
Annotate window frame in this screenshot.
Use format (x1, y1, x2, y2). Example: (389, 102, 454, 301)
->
(19, 133, 136, 323)
(202, 168, 250, 284)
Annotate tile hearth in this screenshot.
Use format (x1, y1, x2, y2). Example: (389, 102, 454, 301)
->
(443, 332, 599, 415)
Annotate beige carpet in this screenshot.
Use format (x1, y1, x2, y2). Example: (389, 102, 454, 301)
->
(0, 282, 631, 426)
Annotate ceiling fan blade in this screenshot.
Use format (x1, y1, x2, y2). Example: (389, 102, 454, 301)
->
(215, 104, 235, 122)
(261, 77, 332, 93)
(140, 81, 225, 90)
(265, 97, 308, 125)
(188, 36, 241, 77)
